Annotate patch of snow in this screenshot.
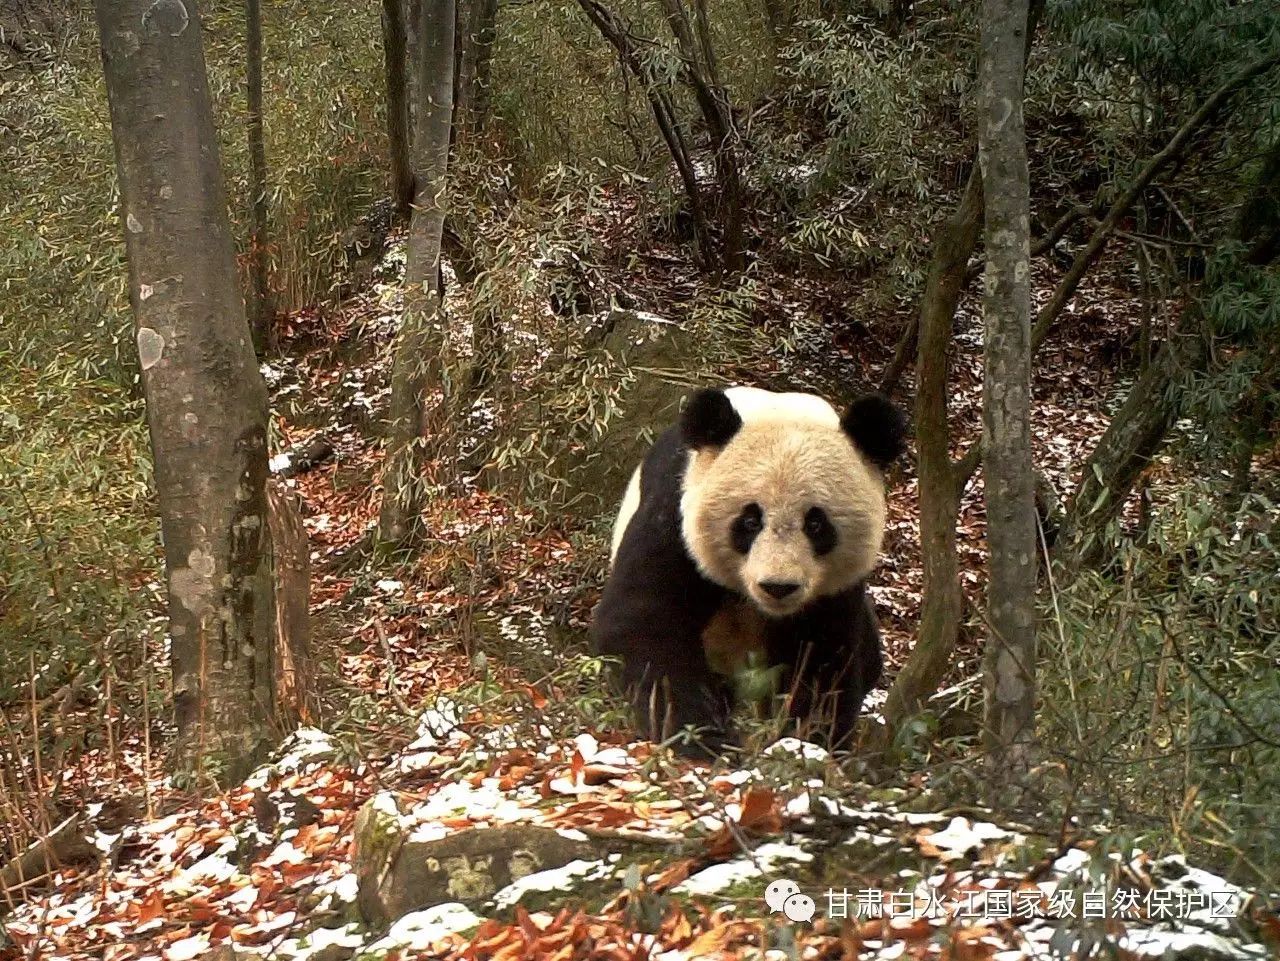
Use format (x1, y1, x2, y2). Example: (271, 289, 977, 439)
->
(375, 579, 403, 594)
(1118, 928, 1268, 959)
(415, 697, 463, 747)
(410, 777, 542, 824)
(674, 842, 813, 896)
(269, 453, 292, 474)
(274, 923, 365, 961)
(1051, 847, 1092, 875)
(245, 728, 338, 788)
(842, 828, 895, 848)
(1150, 856, 1253, 931)
(491, 858, 616, 910)
(163, 933, 210, 961)
(919, 817, 1015, 861)
(766, 738, 830, 763)
(311, 872, 359, 909)
(362, 902, 483, 954)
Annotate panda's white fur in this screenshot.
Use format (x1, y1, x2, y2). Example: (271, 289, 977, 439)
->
(610, 386, 887, 619)
(610, 464, 643, 562)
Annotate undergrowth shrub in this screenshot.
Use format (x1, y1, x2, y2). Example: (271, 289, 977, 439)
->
(1041, 480, 1280, 885)
(749, 14, 970, 304)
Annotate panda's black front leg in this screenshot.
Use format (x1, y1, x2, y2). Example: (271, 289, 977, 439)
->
(768, 586, 884, 751)
(619, 645, 733, 757)
(592, 583, 734, 756)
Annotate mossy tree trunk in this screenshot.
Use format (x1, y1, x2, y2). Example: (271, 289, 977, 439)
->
(378, 0, 456, 549)
(96, 0, 277, 785)
(453, 0, 498, 142)
(876, 168, 982, 749)
(383, 0, 415, 222)
(977, 0, 1037, 797)
(245, 0, 273, 354)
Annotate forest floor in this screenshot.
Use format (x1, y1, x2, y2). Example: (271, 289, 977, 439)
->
(4, 231, 1276, 961)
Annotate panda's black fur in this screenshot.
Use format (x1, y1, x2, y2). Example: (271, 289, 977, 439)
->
(591, 387, 905, 756)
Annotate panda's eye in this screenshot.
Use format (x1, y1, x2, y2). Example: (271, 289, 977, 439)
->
(803, 506, 837, 556)
(731, 503, 763, 554)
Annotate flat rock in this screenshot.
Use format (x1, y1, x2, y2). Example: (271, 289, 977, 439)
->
(352, 797, 595, 926)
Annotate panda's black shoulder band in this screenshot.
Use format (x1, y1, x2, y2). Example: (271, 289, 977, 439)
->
(681, 388, 742, 449)
(841, 394, 907, 468)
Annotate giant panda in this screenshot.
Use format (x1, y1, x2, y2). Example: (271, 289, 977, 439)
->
(591, 385, 906, 756)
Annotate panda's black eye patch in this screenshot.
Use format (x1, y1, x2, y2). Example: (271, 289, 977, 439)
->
(731, 503, 763, 554)
(803, 506, 837, 556)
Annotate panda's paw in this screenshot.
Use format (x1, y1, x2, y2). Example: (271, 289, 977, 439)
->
(668, 725, 737, 762)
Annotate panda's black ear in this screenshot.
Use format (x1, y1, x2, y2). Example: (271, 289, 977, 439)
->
(841, 394, 907, 468)
(681, 388, 742, 449)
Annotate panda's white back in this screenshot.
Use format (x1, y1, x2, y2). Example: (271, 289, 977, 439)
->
(722, 386, 840, 429)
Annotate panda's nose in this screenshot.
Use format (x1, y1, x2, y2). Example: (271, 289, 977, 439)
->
(760, 580, 800, 600)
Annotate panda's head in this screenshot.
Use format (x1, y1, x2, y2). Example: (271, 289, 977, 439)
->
(679, 386, 905, 619)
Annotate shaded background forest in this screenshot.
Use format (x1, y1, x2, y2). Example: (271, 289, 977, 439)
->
(3, 0, 1280, 915)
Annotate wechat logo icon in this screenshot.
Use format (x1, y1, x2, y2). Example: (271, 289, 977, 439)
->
(764, 878, 816, 923)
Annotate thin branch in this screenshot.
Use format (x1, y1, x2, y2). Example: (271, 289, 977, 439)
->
(1030, 51, 1280, 351)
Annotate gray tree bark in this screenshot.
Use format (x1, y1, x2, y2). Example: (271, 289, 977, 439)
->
(977, 0, 1037, 796)
(96, 0, 276, 785)
(246, 0, 272, 354)
(875, 0, 1042, 750)
(378, 0, 456, 548)
(383, 0, 415, 221)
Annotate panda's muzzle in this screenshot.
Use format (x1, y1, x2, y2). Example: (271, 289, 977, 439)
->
(759, 580, 800, 600)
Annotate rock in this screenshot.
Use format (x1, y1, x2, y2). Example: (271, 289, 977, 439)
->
(352, 796, 596, 926)
(489, 857, 617, 914)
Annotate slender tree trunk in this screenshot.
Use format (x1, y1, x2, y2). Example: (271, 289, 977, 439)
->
(378, 0, 456, 548)
(576, 0, 716, 269)
(96, 0, 276, 785)
(245, 0, 272, 354)
(874, 5, 1045, 755)
(383, 0, 414, 221)
(977, 0, 1036, 796)
(659, 0, 745, 271)
(876, 169, 983, 746)
(468, 0, 499, 133)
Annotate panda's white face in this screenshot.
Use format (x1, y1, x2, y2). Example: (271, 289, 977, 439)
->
(680, 388, 892, 619)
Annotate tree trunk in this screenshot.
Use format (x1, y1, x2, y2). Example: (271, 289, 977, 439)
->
(977, 0, 1036, 796)
(245, 0, 272, 354)
(453, 0, 497, 141)
(1053, 331, 1205, 569)
(576, 0, 717, 270)
(378, 0, 456, 548)
(658, 0, 745, 272)
(383, 0, 414, 221)
(876, 167, 982, 746)
(267, 480, 314, 725)
(96, 0, 276, 785)
(469, 0, 499, 133)
(874, 3, 1044, 754)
